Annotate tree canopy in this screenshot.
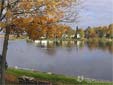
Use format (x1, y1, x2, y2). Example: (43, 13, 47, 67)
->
(0, 0, 78, 84)
(0, 0, 77, 40)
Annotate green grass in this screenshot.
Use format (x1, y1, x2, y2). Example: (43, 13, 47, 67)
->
(6, 68, 113, 85)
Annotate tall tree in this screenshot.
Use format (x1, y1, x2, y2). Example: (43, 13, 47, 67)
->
(0, 0, 77, 84)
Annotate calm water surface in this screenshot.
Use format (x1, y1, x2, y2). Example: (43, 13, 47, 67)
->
(0, 39, 112, 81)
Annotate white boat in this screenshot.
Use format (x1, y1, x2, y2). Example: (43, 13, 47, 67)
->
(34, 40, 41, 44)
(41, 40, 48, 46)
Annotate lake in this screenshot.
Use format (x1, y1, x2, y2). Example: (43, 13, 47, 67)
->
(0, 39, 112, 81)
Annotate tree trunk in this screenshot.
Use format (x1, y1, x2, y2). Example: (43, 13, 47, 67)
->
(0, 26, 10, 85)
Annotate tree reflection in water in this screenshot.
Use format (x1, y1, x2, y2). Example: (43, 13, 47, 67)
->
(86, 40, 113, 54)
(34, 40, 113, 55)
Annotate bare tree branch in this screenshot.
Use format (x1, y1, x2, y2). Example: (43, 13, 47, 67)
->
(0, 0, 8, 21)
(0, 0, 5, 18)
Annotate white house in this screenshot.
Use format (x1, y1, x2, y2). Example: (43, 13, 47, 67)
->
(77, 34, 81, 39)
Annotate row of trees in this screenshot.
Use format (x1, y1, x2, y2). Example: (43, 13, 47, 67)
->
(76, 24, 113, 39)
(26, 24, 72, 40)
(7, 23, 113, 40)
(25, 23, 113, 40)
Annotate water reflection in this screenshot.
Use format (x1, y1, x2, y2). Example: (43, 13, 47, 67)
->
(34, 40, 113, 54)
(86, 40, 113, 54)
(0, 39, 112, 81)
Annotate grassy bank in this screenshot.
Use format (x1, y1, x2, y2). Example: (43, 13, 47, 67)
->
(6, 68, 113, 85)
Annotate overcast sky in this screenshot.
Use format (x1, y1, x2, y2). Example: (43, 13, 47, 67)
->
(69, 0, 113, 29)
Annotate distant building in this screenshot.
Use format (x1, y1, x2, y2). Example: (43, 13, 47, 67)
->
(77, 34, 80, 39)
(62, 33, 68, 39)
(70, 35, 75, 39)
(75, 26, 81, 39)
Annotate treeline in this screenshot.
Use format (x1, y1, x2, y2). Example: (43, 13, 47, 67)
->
(75, 24, 113, 39)
(2, 23, 112, 40)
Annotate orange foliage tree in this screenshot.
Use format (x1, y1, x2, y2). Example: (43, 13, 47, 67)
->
(0, 0, 78, 84)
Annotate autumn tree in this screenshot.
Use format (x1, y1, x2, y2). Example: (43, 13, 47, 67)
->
(0, 0, 78, 84)
(85, 26, 97, 38)
(107, 24, 113, 38)
(94, 26, 106, 38)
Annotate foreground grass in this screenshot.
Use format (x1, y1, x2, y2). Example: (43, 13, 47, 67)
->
(6, 68, 113, 85)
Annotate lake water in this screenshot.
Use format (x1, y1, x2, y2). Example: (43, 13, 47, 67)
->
(0, 39, 113, 81)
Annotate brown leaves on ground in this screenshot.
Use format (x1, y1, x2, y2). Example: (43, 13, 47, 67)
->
(5, 74, 18, 84)
(5, 74, 52, 85)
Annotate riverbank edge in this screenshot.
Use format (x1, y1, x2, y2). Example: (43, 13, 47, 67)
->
(5, 68, 113, 85)
(0, 34, 113, 42)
